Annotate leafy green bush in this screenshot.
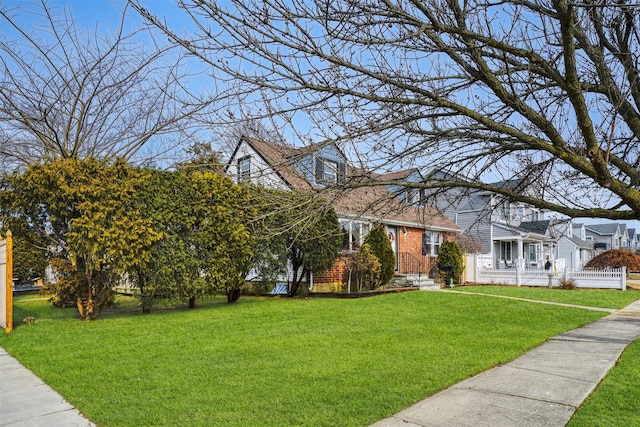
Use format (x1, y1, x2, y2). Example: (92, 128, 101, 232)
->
(353, 244, 382, 292)
(437, 241, 464, 285)
(364, 224, 396, 285)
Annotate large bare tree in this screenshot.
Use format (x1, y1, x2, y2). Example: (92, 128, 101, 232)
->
(134, 0, 640, 220)
(0, 1, 208, 167)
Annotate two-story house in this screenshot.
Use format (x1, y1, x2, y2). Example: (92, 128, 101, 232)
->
(555, 222, 594, 269)
(418, 170, 555, 269)
(226, 136, 460, 292)
(629, 228, 638, 252)
(585, 223, 629, 251)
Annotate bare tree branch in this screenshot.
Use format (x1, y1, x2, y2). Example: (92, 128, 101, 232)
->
(0, 0, 210, 167)
(135, 0, 640, 220)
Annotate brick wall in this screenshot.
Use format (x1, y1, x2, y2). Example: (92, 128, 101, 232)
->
(398, 226, 423, 255)
(312, 256, 350, 292)
(312, 229, 458, 290)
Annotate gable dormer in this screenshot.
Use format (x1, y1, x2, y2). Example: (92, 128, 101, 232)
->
(290, 143, 347, 187)
(378, 168, 425, 206)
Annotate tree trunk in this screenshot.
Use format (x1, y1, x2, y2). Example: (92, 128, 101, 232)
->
(227, 287, 241, 303)
(188, 296, 196, 309)
(288, 253, 304, 297)
(138, 271, 152, 314)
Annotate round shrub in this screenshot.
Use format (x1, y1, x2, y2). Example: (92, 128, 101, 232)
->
(437, 241, 464, 285)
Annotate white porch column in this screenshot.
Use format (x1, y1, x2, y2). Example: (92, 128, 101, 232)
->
(516, 237, 524, 286)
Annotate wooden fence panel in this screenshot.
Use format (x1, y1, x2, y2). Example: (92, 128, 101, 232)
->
(0, 231, 13, 333)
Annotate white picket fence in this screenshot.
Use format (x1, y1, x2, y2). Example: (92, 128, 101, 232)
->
(474, 266, 626, 290)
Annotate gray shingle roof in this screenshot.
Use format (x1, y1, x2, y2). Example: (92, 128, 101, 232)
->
(585, 223, 620, 235)
(518, 220, 551, 235)
(565, 235, 593, 250)
(242, 137, 460, 231)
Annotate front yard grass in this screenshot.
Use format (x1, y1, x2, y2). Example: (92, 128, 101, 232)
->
(569, 338, 640, 426)
(0, 291, 626, 426)
(449, 285, 640, 309)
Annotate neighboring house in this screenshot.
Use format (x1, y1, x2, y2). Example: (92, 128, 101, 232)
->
(226, 136, 460, 291)
(556, 222, 594, 269)
(585, 223, 629, 252)
(424, 170, 553, 269)
(629, 228, 638, 252)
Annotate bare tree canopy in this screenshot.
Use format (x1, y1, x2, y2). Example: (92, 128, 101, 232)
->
(134, 0, 640, 220)
(0, 1, 208, 167)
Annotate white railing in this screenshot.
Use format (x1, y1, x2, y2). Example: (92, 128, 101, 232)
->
(475, 265, 626, 290)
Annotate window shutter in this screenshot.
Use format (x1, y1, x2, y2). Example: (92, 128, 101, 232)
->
(338, 162, 346, 184)
(315, 156, 324, 182)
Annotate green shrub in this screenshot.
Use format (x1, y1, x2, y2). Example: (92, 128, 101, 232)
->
(353, 244, 382, 292)
(437, 241, 464, 285)
(364, 224, 396, 285)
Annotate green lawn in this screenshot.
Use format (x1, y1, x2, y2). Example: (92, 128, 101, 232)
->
(569, 339, 640, 426)
(448, 285, 640, 309)
(0, 290, 632, 426)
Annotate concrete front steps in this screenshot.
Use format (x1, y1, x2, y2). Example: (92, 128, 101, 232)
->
(389, 274, 440, 290)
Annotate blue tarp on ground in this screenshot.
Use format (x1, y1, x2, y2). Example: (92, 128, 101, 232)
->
(268, 283, 288, 295)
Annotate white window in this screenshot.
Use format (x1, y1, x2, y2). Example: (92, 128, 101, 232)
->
(406, 189, 419, 205)
(315, 156, 346, 185)
(499, 202, 511, 221)
(500, 241, 512, 262)
(360, 223, 370, 242)
(341, 221, 371, 251)
(528, 244, 539, 263)
(237, 156, 250, 182)
(530, 209, 539, 221)
(422, 232, 441, 256)
(324, 159, 338, 183)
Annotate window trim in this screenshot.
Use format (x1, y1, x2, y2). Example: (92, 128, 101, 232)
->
(500, 241, 513, 262)
(315, 156, 346, 185)
(237, 156, 251, 183)
(422, 231, 441, 256)
(499, 202, 511, 221)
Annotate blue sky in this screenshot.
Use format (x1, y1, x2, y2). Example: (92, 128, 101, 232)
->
(3, 1, 191, 34)
(3, 0, 639, 233)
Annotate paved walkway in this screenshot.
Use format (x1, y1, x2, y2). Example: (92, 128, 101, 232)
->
(372, 298, 640, 427)
(0, 347, 95, 427)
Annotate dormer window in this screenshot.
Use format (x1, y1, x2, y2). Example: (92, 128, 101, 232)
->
(315, 156, 346, 185)
(237, 156, 251, 183)
(405, 189, 419, 205)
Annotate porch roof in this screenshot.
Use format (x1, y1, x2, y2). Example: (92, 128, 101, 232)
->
(493, 223, 552, 242)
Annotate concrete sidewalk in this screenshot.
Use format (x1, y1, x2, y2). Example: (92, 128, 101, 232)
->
(0, 347, 95, 427)
(372, 299, 640, 427)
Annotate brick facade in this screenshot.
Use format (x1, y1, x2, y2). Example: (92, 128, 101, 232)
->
(311, 228, 458, 291)
(312, 256, 350, 292)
